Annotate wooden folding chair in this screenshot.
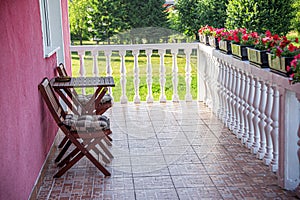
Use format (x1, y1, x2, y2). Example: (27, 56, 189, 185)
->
(55, 64, 113, 159)
(38, 78, 113, 178)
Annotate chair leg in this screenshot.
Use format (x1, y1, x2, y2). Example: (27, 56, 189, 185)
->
(57, 147, 80, 168)
(55, 140, 72, 163)
(58, 136, 68, 148)
(54, 152, 84, 178)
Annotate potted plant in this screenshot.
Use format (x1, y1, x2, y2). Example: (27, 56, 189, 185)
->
(208, 28, 225, 49)
(217, 29, 234, 54)
(268, 36, 300, 76)
(247, 30, 281, 68)
(198, 25, 214, 45)
(230, 28, 258, 60)
(287, 53, 300, 84)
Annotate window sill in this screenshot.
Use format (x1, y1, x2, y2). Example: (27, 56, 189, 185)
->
(44, 46, 60, 58)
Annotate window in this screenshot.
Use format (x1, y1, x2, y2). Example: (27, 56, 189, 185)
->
(39, 0, 65, 63)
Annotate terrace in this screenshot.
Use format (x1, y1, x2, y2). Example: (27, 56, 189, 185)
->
(33, 42, 299, 199)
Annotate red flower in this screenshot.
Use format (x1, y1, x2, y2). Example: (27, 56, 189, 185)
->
(242, 34, 249, 41)
(265, 30, 272, 37)
(288, 44, 298, 52)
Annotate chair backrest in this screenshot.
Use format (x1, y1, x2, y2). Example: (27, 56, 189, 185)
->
(38, 77, 66, 124)
(57, 63, 68, 77)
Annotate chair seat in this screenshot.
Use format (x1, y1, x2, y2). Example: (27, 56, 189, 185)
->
(63, 114, 110, 132)
(77, 94, 112, 105)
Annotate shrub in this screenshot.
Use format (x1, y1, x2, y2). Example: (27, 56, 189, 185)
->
(226, 0, 295, 35)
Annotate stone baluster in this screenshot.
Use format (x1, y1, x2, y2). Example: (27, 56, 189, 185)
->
(224, 64, 230, 125)
(185, 47, 193, 102)
(227, 66, 234, 130)
(146, 49, 153, 103)
(270, 86, 279, 172)
(237, 71, 245, 138)
(91, 50, 99, 77)
(132, 49, 140, 103)
(158, 49, 166, 103)
(225, 65, 231, 127)
(241, 74, 250, 144)
(119, 50, 128, 104)
(263, 84, 274, 165)
(203, 55, 210, 106)
(171, 48, 179, 102)
(78, 50, 86, 95)
(233, 69, 241, 135)
(105, 50, 113, 95)
(217, 60, 224, 119)
(251, 78, 262, 154)
(212, 57, 220, 114)
(257, 81, 267, 159)
(246, 76, 255, 149)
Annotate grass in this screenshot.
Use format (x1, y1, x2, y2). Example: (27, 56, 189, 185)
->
(71, 50, 198, 102)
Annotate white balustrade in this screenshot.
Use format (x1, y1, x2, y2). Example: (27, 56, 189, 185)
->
(70, 43, 198, 103)
(197, 43, 299, 191)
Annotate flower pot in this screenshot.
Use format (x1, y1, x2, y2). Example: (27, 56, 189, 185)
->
(231, 43, 253, 61)
(267, 53, 294, 77)
(219, 40, 232, 54)
(247, 47, 269, 68)
(199, 34, 209, 45)
(208, 36, 219, 49)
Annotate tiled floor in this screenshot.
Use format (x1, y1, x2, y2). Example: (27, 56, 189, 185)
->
(36, 101, 298, 200)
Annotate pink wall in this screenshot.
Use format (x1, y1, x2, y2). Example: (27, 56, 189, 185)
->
(0, 0, 69, 199)
(61, 0, 72, 75)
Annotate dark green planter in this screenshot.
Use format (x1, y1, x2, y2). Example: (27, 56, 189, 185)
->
(247, 47, 269, 68)
(219, 40, 231, 54)
(231, 43, 254, 61)
(208, 36, 219, 49)
(267, 53, 294, 77)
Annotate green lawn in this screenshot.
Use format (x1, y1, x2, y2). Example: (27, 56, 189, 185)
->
(71, 50, 198, 102)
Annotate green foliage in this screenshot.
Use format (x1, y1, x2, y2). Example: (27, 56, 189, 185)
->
(122, 0, 168, 28)
(173, 0, 202, 37)
(198, 0, 228, 28)
(69, 0, 92, 44)
(291, 0, 300, 34)
(226, 0, 295, 35)
(88, 0, 128, 43)
(170, 0, 228, 38)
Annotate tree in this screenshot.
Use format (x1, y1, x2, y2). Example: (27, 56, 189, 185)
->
(173, 0, 202, 38)
(170, 0, 228, 39)
(226, 0, 295, 35)
(123, 0, 168, 28)
(291, 0, 300, 33)
(199, 0, 228, 28)
(69, 0, 92, 44)
(88, 0, 128, 43)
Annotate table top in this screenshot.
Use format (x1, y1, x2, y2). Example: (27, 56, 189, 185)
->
(51, 76, 115, 88)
